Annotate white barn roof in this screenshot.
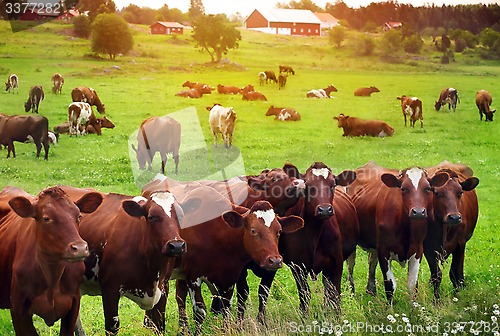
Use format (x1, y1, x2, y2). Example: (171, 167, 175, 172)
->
(256, 8, 321, 24)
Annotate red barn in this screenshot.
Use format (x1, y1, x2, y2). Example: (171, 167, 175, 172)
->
(150, 21, 185, 35)
(244, 8, 321, 36)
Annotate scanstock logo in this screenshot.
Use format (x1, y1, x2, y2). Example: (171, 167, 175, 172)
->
(0, 0, 76, 32)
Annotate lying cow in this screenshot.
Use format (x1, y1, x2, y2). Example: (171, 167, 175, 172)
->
(435, 87, 459, 112)
(242, 91, 267, 101)
(208, 103, 237, 148)
(217, 84, 241, 94)
(71, 86, 105, 114)
(306, 84, 337, 98)
(354, 86, 380, 97)
(241, 84, 254, 94)
(24, 85, 44, 114)
(334, 114, 394, 137)
(0, 114, 50, 159)
(266, 106, 301, 121)
(51, 73, 64, 94)
(397, 95, 423, 128)
(475, 90, 495, 121)
(86, 116, 115, 135)
(182, 80, 214, 92)
(176, 85, 212, 98)
(5, 74, 18, 94)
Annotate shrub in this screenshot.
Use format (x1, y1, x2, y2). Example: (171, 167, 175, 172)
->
(91, 13, 133, 59)
(328, 26, 346, 48)
(72, 15, 91, 39)
(403, 34, 424, 53)
(354, 34, 376, 56)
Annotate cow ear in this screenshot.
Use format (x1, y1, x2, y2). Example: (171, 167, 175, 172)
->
(222, 210, 245, 229)
(461, 177, 479, 191)
(283, 163, 300, 178)
(430, 172, 449, 188)
(248, 176, 265, 190)
(75, 192, 103, 214)
(9, 197, 35, 218)
(122, 200, 147, 218)
(381, 173, 401, 188)
(278, 215, 304, 233)
(336, 170, 356, 186)
(333, 116, 339, 120)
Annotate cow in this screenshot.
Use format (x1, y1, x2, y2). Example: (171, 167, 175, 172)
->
(217, 84, 241, 94)
(278, 73, 287, 90)
(435, 87, 459, 112)
(266, 106, 301, 121)
(208, 103, 237, 148)
(397, 95, 423, 128)
(0, 186, 102, 336)
(68, 102, 98, 137)
(182, 81, 214, 92)
(333, 114, 394, 137)
(51, 73, 64, 94)
(346, 161, 449, 304)
(475, 90, 495, 121)
(306, 84, 338, 98)
(175, 85, 212, 98)
(131, 116, 181, 174)
(424, 162, 479, 300)
(258, 72, 266, 86)
(54, 121, 73, 134)
(86, 116, 115, 135)
(279, 65, 295, 75)
(242, 90, 267, 101)
(0, 114, 50, 159)
(71, 86, 106, 114)
(5, 74, 18, 93)
(241, 84, 255, 94)
(61, 187, 195, 335)
(264, 70, 278, 83)
(24, 85, 44, 114)
(24, 130, 59, 145)
(354, 86, 380, 97)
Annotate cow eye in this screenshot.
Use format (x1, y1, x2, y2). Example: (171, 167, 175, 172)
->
(458, 191, 463, 198)
(277, 229, 282, 238)
(148, 215, 158, 222)
(401, 187, 407, 193)
(43, 216, 50, 223)
(250, 228, 257, 235)
(425, 187, 431, 193)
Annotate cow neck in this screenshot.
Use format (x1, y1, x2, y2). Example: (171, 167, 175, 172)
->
(35, 246, 68, 304)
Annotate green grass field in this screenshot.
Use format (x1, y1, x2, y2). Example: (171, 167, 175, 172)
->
(0, 20, 499, 335)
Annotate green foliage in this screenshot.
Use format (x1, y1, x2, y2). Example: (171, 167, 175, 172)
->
(354, 34, 376, 56)
(278, 0, 322, 12)
(380, 29, 403, 54)
(72, 15, 91, 39)
(191, 14, 241, 63)
(188, 0, 205, 21)
(91, 13, 133, 59)
(402, 34, 424, 53)
(78, 0, 115, 21)
(480, 28, 500, 49)
(328, 26, 346, 48)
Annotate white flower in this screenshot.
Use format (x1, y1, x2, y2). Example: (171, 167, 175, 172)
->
(452, 297, 459, 302)
(492, 315, 498, 322)
(493, 304, 499, 309)
(335, 331, 342, 336)
(412, 301, 419, 308)
(343, 319, 349, 325)
(402, 316, 410, 323)
(387, 315, 396, 323)
(443, 333, 448, 336)
(472, 305, 477, 310)
(494, 309, 500, 316)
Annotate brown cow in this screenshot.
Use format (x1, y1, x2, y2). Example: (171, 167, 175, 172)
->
(346, 161, 449, 304)
(397, 95, 423, 128)
(208, 104, 237, 148)
(0, 186, 102, 336)
(241, 84, 255, 94)
(475, 90, 495, 121)
(52, 73, 64, 94)
(333, 113, 394, 137)
(68, 102, 100, 137)
(0, 114, 49, 159)
(354, 86, 380, 97)
(217, 84, 242, 94)
(278, 73, 287, 90)
(242, 91, 267, 101)
(306, 84, 338, 98)
(264, 70, 278, 83)
(175, 85, 212, 98)
(182, 80, 214, 92)
(24, 85, 44, 114)
(71, 86, 106, 114)
(132, 116, 181, 174)
(435, 87, 459, 112)
(424, 162, 479, 299)
(86, 116, 115, 135)
(266, 106, 301, 121)
(5, 74, 18, 94)
(279, 65, 295, 75)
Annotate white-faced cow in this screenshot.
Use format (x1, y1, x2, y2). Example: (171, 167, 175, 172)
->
(435, 87, 459, 112)
(258, 72, 266, 86)
(354, 86, 380, 97)
(397, 95, 423, 128)
(475, 90, 495, 121)
(208, 103, 237, 148)
(5, 74, 18, 94)
(132, 116, 181, 174)
(334, 114, 394, 137)
(24, 85, 44, 114)
(0, 114, 50, 159)
(71, 86, 106, 114)
(306, 84, 338, 98)
(51, 73, 64, 94)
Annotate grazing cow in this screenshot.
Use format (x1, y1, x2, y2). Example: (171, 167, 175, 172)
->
(424, 162, 479, 299)
(333, 114, 394, 137)
(242, 90, 267, 101)
(62, 187, 195, 335)
(397, 95, 423, 128)
(306, 84, 338, 98)
(51, 73, 64, 94)
(24, 85, 44, 114)
(217, 84, 242, 94)
(86, 116, 115, 135)
(0, 114, 50, 159)
(208, 103, 237, 148)
(475, 90, 495, 121)
(68, 102, 98, 137)
(435, 87, 459, 112)
(5, 74, 18, 93)
(354, 86, 380, 97)
(266, 106, 301, 121)
(241, 84, 255, 94)
(258, 72, 266, 86)
(346, 161, 449, 304)
(264, 70, 278, 83)
(279, 65, 295, 75)
(132, 116, 181, 174)
(0, 186, 102, 336)
(278, 73, 287, 90)
(71, 86, 106, 114)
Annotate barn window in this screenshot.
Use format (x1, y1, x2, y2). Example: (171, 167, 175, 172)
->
(316, 29, 319, 33)
(308, 29, 311, 33)
(300, 28, 304, 33)
(293, 28, 296, 32)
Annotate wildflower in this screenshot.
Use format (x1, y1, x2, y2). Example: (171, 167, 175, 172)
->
(412, 301, 419, 308)
(335, 331, 342, 336)
(472, 305, 477, 311)
(494, 309, 500, 316)
(343, 319, 349, 325)
(387, 315, 396, 323)
(452, 297, 458, 302)
(402, 316, 410, 323)
(492, 315, 497, 322)
(493, 304, 499, 309)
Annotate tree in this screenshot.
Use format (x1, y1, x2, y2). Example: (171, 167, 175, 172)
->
(191, 14, 241, 63)
(189, 0, 205, 21)
(78, 0, 116, 21)
(402, 34, 424, 53)
(73, 15, 91, 38)
(354, 34, 376, 56)
(91, 13, 133, 59)
(328, 26, 346, 48)
(380, 29, 402, 55)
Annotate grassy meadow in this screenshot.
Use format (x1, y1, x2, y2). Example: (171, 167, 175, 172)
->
(0, 20, 499, 335)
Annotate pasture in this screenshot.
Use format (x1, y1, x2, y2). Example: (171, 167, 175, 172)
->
(0, 20, 499, 335)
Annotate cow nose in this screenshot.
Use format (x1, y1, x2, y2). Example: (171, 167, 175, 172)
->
(316, 204, 334, 218)
(165, 240, 186, 256)
(64, 241, 89, 261)
(446, 213, 462, 224)
(410, 207, 427, 219)
(265, 257, 283, 270)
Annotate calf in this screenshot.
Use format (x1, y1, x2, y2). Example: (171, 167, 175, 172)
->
(264, 70, 278, 83)
(51, 73, 64, 94)
(306, 84, 337, 98)
(24, 85, 44, 114)
(354, 86, 380, 96)
(397, 95, 423, 128)
(241, 84, 255, 94)
(266, 106, 301, 121)
(242, 91, 267, 101)
(5, 74, 18, 94)
(279, 65, 295, 75)
(435, 87, 459, 112)
(0, 186, 102, 335)
(334, 114, 394, 137)
(217, 84, 241, 94)
(278, 73, 287, 90)
(475, 90, 495, 121)
(208, 103, 237, 148)
(71, 86, 105, 114)
(68, 102, 98, 137)
(0, 114, 50, 159)
(258, 72, 266, 86)
(86, 116, 115, 135)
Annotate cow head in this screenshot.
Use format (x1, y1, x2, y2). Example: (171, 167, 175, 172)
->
(99, 116, 115, 129)
(131, 142, 150, 170)
(434, 100, 443, 111)
(222, 201, 303, 270)
(9, 187, 102, 262)
(24, 98, 32, 112)
(485, 109, 496, 122)
(265, 106, 276, 116)
(333, 114, 349, 128)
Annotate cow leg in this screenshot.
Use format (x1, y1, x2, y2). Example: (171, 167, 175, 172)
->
(366, 250, 378, 295)
(235, 268, 249, 322)
(43, 138, 49, 160)
(256, 270, 276, 325)
(290, 263, 311, 315)
(7, 141, 15, 158)
(321, 260, 342, 311)
(59, 299, 81, 336)
(35, 138, 42, 158)
(186, 280, 207, 336)
(160, 152, 167, 175)
(450, 245, 466, 290)
(212, 131, 218, 147)
(403, 114, 407, 126)
(102, 290, 121, 335)
(424, 248, 442, 301)
(378, 253, 396, 305)
(74, 314, 87, 336)
(346, 250, 356, 294)
(10, 309, 38, 335)
(144, 291, 167, 333)
(176, 280, 190, 335)
(479, 110, 483, 121)
(173, 154, 179, 174)
(407, 254, 421, 300)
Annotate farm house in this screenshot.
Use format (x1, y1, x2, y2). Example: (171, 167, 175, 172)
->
(244, 8, 321, 36)
(149, 21, 185, 35)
